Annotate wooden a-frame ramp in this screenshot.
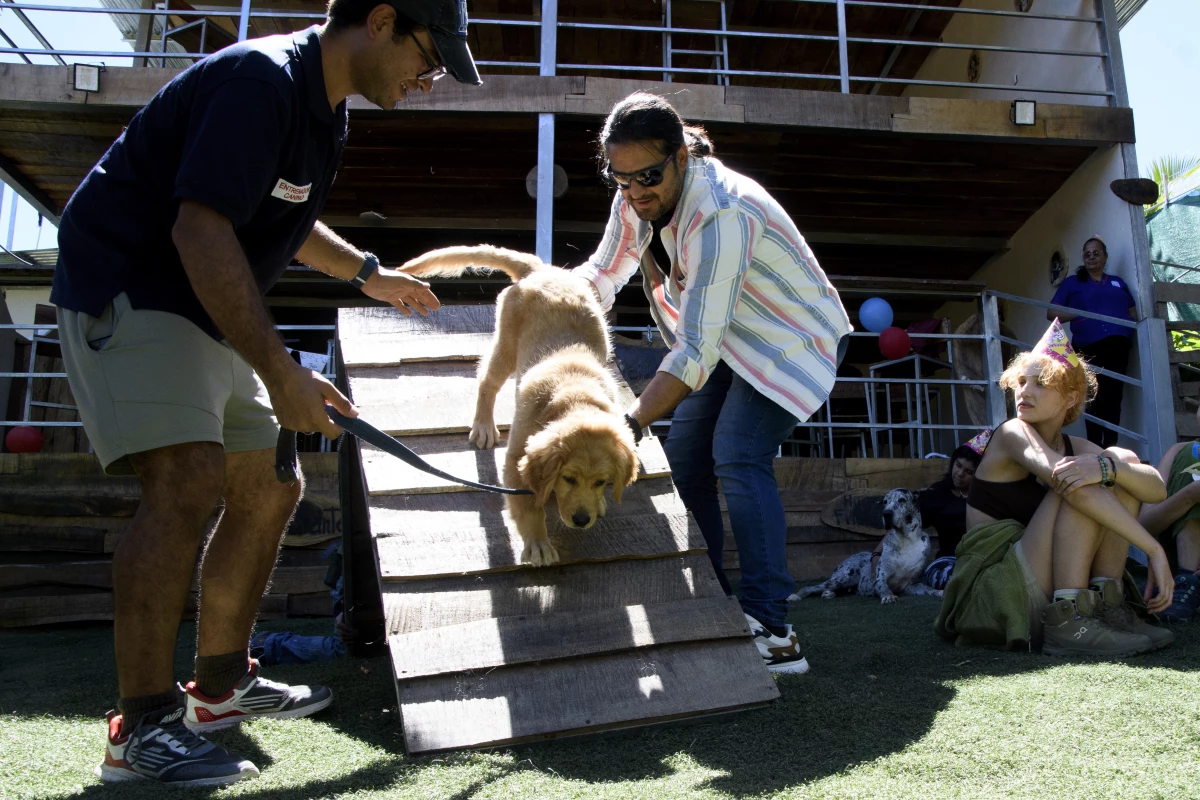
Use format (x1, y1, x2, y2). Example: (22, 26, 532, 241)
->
(337, 305, 779, 754)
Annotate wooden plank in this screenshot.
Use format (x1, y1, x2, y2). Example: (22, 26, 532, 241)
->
(723, 540, 871, 582)
(339, 305, 498, 366)
(722, 515, 877, 549)
(0, 588, 113, 627)
(397, 639, 777, 754)
(892, 98, 1135, 144)
(565, 77, 744, 123)
(346, 74, 585, 114)
(287, 591, 335, 617)
(820, 489, 890, 536)
(359, 431, 671, 495)
(0, 62, 183, 110)
(0, 514, 125, 553)
(391, 595, 748, 680)
(1169, 351, 1200, 365)
(1176, 413, 1200, 438)
(347, 362, 517, 435)
(339, 304, 495, 338)
(368, 475, 685, 535)
(1155, 282, 1200, 306)
(1164, 320, 1200, 332)
(0, 560, 112, 590)
(376, 512, 701, 580)
(383, 554, 725, 636)
(730, 86, 901, 131)
(1179, 382, 1200, 398)
(341, 331, 494, 366)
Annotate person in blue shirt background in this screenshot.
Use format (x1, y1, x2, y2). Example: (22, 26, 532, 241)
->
(1048, 236, 1137, 448)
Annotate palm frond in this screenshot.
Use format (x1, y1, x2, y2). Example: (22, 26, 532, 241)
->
(1142, 153, 1200, 211)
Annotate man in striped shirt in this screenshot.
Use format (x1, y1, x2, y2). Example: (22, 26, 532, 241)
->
(573, 93, 851, 675)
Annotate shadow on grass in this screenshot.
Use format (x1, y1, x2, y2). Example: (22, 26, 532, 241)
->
(4, 598, 1198, 799)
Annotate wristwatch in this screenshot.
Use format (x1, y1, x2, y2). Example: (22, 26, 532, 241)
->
(624, 413, 643, 444)
(350, 252, 379, 288)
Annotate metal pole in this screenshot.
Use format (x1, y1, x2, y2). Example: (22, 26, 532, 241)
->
(535, 0, 557, 265)
(835, 0, 850, 93)
(981, 293, 1007, 428)
(5, 189, 16, 250)
(237, 0, 250, 41)
(1137, 317, 1175, 465)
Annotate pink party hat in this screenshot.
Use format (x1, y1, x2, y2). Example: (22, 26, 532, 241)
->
(964, 428, 992, 455)
(1034, 318, 1081, 369)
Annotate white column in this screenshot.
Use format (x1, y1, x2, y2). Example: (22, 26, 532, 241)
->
(535, 0, 558, 264)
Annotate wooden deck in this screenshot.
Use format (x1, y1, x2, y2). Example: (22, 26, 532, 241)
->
(338, 303, 780, 753)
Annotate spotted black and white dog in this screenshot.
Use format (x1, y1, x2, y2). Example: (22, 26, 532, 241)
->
(791, 488, 942, 605)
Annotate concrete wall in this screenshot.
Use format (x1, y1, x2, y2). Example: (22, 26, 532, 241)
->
(936, 143, 1149, 451)
(901, 0, 1110, 105)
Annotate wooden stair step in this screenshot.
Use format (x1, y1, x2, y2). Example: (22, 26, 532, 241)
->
(391, 595, 748, 680)
(383, 554, 725, 637)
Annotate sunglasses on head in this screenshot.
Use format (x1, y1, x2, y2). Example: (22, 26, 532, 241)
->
(409, 31, 447, 81)
(602, 153, 675, 190)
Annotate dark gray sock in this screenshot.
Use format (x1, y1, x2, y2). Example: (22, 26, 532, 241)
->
(194, 649, 249, 698)
(117, 690, 179, 736)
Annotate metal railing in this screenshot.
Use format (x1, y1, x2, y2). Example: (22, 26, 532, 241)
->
(0, 0, 1118, 102)
(0, 323, 340, 451)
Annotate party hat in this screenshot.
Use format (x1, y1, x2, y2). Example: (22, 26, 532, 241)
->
(964, 428, 992, 456)
(1034, 318, 1080, 369)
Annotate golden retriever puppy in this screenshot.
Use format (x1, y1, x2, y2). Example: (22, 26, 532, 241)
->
(399, 245, 640, 565)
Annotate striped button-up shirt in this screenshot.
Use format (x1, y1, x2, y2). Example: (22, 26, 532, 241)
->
(573, 156, 851, 421)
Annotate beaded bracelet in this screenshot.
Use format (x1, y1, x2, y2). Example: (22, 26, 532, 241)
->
(1104, 455, 1117, 487)
(1098, 455, 1110, 487)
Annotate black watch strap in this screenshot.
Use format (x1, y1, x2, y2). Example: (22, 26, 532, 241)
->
(624, 413, 643, 444)
(350, 252, 379, 288)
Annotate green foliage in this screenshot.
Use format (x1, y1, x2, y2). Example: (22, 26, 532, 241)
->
(3, 602, 1199, 799)
(1145, 153, 1200, 212)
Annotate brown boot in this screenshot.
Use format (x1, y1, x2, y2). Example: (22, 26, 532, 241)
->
(1041, 589, 1154, 657)
(1095, 580, 1174, 651)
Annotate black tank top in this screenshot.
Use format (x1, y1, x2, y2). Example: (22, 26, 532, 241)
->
(967, 435, 1075, 526)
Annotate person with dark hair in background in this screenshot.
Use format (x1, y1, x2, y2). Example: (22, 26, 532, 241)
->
(920, 440, 983, 590)
(574, 92, 852, 676)
(1047, 235, 1137, 448)
(51, 0, 480, 786)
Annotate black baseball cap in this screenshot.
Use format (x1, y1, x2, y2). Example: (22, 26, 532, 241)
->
(398, 0, 481, 85)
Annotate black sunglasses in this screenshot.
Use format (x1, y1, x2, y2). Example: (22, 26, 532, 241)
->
(409, 31, 447, 81)
(602, 154, 675, 190)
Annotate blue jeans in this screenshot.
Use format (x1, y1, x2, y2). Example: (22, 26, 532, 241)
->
(663, 361, 799, 629)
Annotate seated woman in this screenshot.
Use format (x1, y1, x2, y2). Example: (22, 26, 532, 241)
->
(1135, 411, 1200, 622)
(936, 320, 1174, 656)
(920, 439, 983, 590)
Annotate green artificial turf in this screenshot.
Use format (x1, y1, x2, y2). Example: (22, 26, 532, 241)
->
(2, 596, 1198, 800)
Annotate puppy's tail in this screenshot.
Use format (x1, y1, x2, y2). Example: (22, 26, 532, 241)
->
(397, 245, 547, 284)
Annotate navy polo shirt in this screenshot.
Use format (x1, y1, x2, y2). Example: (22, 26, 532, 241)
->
(51, 26, 347, 340)
(1050, 272, 1136, 347)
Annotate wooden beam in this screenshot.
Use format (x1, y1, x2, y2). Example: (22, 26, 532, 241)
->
(0, 147, 59, 222)
(0, 65, 1136, 144)
(1156, 282, 1200, 306)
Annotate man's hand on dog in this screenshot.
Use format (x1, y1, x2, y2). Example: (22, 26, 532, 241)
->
(362, 267, 441, 316)
(268, 360, 357, 440)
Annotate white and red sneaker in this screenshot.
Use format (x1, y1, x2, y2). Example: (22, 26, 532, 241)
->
(96, 706, 258, 786)
(182, 659, 333, 732)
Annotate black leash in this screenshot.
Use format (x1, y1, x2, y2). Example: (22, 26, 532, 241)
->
(275, 404, 532, 495)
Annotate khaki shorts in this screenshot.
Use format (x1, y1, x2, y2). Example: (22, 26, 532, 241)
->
(1014, 540, 1051, 649)
(58, 293, 278, 476)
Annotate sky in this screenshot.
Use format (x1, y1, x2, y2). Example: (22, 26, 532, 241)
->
(1, 0, 1198, 253)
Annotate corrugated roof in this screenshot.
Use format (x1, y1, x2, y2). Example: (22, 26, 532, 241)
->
(1115, 0, 1152, 29)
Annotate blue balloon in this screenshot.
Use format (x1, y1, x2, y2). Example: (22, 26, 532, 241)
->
(859, 297, 894, 333)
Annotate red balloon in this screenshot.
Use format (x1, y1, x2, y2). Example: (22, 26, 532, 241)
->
(879, 327, 912, 360)
(5, 426, 44, 454)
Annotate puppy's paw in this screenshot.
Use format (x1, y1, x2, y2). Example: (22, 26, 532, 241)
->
(786, 593, 801, 603)
(820, 589, 836, 600)
(468, 419, 501, 450)
(521, 537, 559, 567)
(933, 589, 944, 598)
(880, 594, 897, 605)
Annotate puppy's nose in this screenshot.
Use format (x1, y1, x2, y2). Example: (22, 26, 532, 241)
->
(571, 510, 592, 527)
(882, 511, 894, 527)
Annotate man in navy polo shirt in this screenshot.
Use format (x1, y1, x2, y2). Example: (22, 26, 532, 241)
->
(1048, 235, 1138, 447)
(51, 0, 481, 786)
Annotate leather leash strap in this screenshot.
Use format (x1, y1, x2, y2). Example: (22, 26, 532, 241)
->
(274, 404, 533, 496)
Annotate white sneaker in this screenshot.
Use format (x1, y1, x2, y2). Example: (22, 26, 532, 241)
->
(744, 612, 810, 674)
(182, 659, 332, 732)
